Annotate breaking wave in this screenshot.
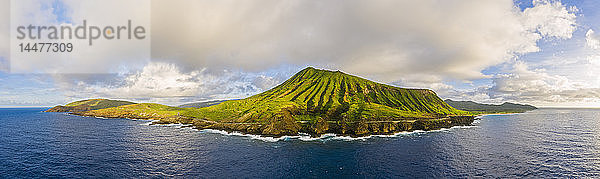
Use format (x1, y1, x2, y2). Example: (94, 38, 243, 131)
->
(122, 116, 481, 142)
(197, 125, 478, 142)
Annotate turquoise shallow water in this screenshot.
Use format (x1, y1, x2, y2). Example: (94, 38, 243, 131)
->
(1, 108, 599, 178)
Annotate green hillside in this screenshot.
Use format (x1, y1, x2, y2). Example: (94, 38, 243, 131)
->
(75, 103, 189, 122)
(65, 99, 136, 110)
(187, 67, 467, 123)
(178, 100, 228, 108)
(51, 67, 474, 137)
(46, 99, 136, 112)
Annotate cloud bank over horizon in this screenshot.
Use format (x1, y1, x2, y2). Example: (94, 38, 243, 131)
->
(1, 0, 599, 107)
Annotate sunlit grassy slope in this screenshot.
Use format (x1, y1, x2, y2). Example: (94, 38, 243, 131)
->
(64, 99, 135, 110)
(78, 103, 188, 120)
(78, 67, 468, 124)
(183, 67, 468, 123)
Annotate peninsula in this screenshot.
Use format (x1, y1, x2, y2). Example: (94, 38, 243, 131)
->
(47, 67, 476, 137)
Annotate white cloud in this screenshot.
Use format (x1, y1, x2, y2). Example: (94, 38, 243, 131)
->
(586, 29, 600, 49)
(5, 0, 591, 106)
(150, 0, 578, 84)
(51, 62, 287, 105)
(252, 75, 280, 90)
(98, 62, 204, 98)
(447, 61, 600, 107)
(524, 0, 578, 39)
(9, 0, 150, 73)
(589, 55, 600, 65)
(9, 0, 580, 80)
(0, 0, 9, 72)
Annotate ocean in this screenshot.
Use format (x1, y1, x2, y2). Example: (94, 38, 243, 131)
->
(1, 108, 599, 178)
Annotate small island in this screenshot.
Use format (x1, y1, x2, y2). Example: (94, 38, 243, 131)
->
(47, 67, 530, 137)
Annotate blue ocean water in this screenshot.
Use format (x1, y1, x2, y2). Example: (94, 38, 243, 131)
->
(1, 108, 599, 178)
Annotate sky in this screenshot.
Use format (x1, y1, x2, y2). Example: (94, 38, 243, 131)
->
(0, 0, 599, 107)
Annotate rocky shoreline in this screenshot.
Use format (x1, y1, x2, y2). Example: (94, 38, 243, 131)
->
(44, 67, 480, 138)
(192, 116, 475, 137)
(64, 111, 475, 137)
(46, 105, 92, 112)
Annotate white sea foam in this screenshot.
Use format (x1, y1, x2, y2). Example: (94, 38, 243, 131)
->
(451, 125, 479, 129)
(327, 130, 431, 141)
(153, 123, 192, 127)
(140, 121, 193, 128)
(196, 126, 476, 142)
(124, 114, 478, 142)
(140, 120, 159, 126)
(199, 129, 296, 142)
(437, 128, 451, 132)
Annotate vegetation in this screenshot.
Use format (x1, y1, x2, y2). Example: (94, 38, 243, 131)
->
(74, 103, 194, 124)
(49, 67, 476, 137)
(178, 100, 228, 108)
(64, 99, 136, 110)
(444, 99, 537, 114)
(46, 99, 136, 112)
(187, 67, 468, 123)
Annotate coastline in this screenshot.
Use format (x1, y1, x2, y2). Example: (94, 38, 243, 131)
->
(78, 113, 478, 142)
(196, 125, 480, 142)
(145, 121, 479, 142)
(59, 111, 477, 140)
(477, 113, 519, 116)
(474, 112, 524, 119)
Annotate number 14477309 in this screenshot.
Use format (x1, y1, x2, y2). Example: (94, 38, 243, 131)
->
(18, 43, 73, 52)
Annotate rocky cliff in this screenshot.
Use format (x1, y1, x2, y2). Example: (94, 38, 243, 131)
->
(47, 67, 475, 137)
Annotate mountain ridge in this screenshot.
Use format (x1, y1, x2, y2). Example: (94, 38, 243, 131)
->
(46, 99, 135, 112)
(47, 67, 475, 137)
(444, 99, 537, 113)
